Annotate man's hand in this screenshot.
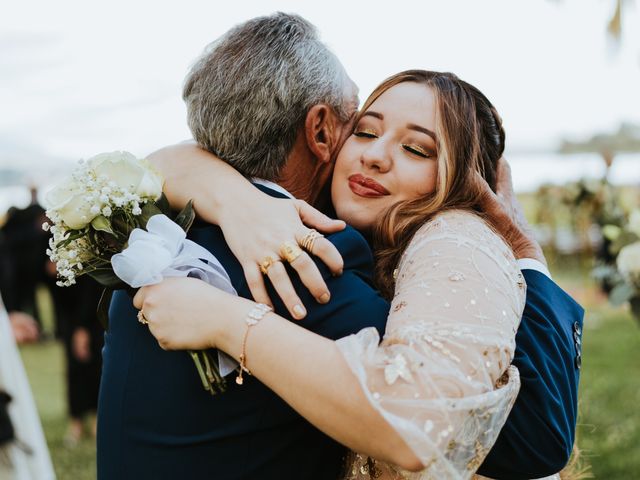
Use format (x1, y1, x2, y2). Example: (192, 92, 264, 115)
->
(477, 158, 547, 267)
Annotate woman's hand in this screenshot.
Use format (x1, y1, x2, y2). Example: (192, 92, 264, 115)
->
(149, 143, 346, 319)
(133, 277, 231, 351)
(217, 195, 346, 319)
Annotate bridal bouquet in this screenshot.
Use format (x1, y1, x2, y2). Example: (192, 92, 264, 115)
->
(594, 208, 640, 321)
(44, 151, 233, 394)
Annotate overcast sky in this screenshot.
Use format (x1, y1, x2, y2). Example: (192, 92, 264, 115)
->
(1, 0, 639, 175)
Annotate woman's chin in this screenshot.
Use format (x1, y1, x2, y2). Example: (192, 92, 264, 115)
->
(335, 207, 375, 234)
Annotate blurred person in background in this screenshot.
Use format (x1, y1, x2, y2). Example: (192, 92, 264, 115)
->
(45, 271, 104, 447)
(0, 186, 50, 330)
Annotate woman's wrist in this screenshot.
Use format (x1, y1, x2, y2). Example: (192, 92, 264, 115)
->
(213, 294, 259, 356)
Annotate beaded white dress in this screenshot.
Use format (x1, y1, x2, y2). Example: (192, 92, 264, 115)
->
(336, 210, 535, 480)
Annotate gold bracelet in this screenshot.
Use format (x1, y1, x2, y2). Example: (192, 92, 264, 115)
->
(236, 303, 272, 385)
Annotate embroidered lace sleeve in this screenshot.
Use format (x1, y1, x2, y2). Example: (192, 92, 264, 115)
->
(337, 210, 526, 479)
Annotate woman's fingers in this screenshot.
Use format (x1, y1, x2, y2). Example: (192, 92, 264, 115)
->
(133, 287, 147, 310)
(307, 235, 344, 275)
(296, 200, 346, 233)
(243, 262, 273, 308)
(287, 251, 331, 304)
(266, 260, 307, 320)
(296, 227, 344, 276)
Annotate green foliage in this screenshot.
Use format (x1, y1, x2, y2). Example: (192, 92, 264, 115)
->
(608, 283, 636, 306)
(174, 200, 195, 232)
(96, 289, 113, 330)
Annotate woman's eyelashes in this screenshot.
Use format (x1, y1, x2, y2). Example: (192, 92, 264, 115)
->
(353, 126, 434, 159)
(401, 143, 432, 158)
(353, 128, 378, 138)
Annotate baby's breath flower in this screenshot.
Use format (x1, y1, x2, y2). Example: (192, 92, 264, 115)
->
(102, 206, 112, 217)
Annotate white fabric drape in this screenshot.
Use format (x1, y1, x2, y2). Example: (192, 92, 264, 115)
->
(111, 214, 239, 375)
(0, 298, 56, 480)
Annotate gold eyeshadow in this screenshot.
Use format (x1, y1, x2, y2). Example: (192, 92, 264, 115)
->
(402, 143, 431, 158)
(354, 128, 378, 137)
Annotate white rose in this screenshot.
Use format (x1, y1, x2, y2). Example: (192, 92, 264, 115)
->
(89, 151, 146, 193)
(628, 209, 640, 238)
(45, 179, 96, 229)
(617, 241, 640, 284)
(88, 152, 163, 200)
(135, 160, 164, 200)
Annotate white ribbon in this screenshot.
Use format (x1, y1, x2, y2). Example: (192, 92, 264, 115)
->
(111, 214, 239, 376)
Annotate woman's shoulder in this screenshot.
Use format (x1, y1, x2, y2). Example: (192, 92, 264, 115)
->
(411, 209, 505, 248)
(400, 209, 518, 275)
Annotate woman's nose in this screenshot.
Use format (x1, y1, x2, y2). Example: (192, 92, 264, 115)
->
(360, 139, 391, 173)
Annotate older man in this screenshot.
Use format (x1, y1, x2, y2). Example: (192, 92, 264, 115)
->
(98, 13, 582, 480)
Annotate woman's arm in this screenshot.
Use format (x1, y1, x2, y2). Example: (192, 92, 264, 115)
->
(134, 277, 422, 471)
(147, 142, 346, 317)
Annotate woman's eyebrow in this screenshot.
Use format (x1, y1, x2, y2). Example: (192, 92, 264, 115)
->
(362, 111, 436, 141)
(362, 111, 383, 120)
(408, 123, 436, 141)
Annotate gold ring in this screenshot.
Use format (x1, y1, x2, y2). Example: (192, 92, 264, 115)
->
(279, 241, 303, 263)
(300, 229, 323, 254)
(137, 310, 149, 325)
(259, 256, 277, 275)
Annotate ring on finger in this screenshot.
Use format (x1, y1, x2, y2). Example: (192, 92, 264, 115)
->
(300, 229, 323, 254)
(259, 256, 277, 275)
(137, 310, 149, 325)
(279, 241, 303, 264)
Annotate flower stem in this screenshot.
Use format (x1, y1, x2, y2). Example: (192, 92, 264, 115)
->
(189, 350, 227, 395)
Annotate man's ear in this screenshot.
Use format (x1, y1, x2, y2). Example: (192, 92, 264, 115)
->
(304, 104, 339, 164)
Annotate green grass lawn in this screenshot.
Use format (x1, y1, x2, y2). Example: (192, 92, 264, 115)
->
(20, 340, 96, 480)
(18, 302, 640, 479)
(576, 308, 640, 479)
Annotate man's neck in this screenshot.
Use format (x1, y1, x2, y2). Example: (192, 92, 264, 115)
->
(276, 139, 318, 205)
(278, 170, 314, 204)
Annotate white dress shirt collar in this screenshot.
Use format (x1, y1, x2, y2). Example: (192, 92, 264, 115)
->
(251, 178, 294, 199)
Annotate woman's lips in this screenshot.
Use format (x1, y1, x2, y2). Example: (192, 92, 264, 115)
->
(348, 174, 390, 198)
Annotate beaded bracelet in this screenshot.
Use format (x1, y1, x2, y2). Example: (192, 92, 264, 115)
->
(236, 303, 273, 385)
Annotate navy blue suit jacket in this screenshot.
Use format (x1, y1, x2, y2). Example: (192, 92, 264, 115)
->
(97, 186, 389, 479)
(477, 269, 584, 479)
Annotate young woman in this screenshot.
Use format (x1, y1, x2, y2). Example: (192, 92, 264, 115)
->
(134, 71, 536, 479)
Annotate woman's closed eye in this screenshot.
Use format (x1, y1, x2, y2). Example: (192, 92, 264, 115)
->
(402, 143, 432, 158)
(353, 128, 378, 139)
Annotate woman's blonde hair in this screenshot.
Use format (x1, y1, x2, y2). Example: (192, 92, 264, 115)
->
(367, 70, 505, 297)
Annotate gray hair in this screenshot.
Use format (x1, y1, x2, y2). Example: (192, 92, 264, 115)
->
(183, 13, 353, 181)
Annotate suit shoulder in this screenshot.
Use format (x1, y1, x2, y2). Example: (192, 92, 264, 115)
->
(325, 226, 374, 269)
(326, 225, 371, 255)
